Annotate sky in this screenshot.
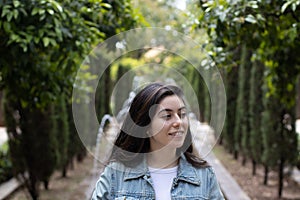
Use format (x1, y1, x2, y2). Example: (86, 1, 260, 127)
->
(174, 0, 186, 10)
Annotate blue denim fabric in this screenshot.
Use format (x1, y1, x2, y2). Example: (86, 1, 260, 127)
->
(91, 154, 225, 200)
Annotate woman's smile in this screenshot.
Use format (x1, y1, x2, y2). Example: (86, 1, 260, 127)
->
(168, 130, 184, 137)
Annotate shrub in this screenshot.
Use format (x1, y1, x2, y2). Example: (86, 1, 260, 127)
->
(0, 142, 13, 184)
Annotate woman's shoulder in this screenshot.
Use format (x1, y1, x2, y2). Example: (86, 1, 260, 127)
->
(104, 161, 128, 172)
(192, 164, 218, 180)
(103, 160, 143, 174)
(194, 164, 215, 172)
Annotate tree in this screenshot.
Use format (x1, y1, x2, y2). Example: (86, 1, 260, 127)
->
(222, 65, 238, 153)
(233, 44, 251, 161)
(194, 0, 300, 197)
(54, 94, 69, 178)
(0, 0, 139, 199)
(249, 60, 264, 175)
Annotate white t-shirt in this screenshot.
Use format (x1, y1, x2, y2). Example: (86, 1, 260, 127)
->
(148, 166, 178, 200)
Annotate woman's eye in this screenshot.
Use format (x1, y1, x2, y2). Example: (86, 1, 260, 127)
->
(179, 113, 186, 118)
(162, 114, 171, 119)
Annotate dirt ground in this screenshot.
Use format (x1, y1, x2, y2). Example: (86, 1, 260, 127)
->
(6, 154, 95, 200)
(6, 145, 300, 200)
(214, 144, 300, 200)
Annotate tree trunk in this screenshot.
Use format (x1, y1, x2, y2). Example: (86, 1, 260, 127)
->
(296, 76, 300, 119)
(234, 150, 238, 160)
(43, 180, 49, 190)
(77, 151, 85, 162)
(242, 156, 247, 166)
(199, 111, 205, 123)
(218, 136, 223, 145)
(278, 157, 285, 198)
(252, 159, 256, 176)
(104, 67, 111, 115)
(62, 165, 67, 178)
(0, 91, 3, 126)
(263, 165, 269, 185)
(28, 174, 39, 200)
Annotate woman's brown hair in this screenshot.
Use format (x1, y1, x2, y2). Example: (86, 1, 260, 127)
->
(110, 82, 208, 168)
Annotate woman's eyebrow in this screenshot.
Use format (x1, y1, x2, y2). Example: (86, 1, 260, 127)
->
(157, 106, 186, 114)
(157, 108, 172, 114)
(179, 106, 187, 111)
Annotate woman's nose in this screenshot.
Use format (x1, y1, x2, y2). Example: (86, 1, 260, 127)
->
(172, 114, 182, 127)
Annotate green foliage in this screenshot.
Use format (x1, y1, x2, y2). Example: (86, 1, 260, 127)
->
(137, 0, 186, 30)
(98, 0, 144, 36)
(0, 0, 104, 109)
(233, 44, 251, 158)
(53, 94, 69, 176)
(261, 108, 280, 167)
(112, 58, 139, 114)
(223, 66, 238, 153)
(282, 0, 300, 12)
(197, 0, 300, 104)
(260, 83, 298, 168)
(189, 66, 209, 122)
(3, 89, 59, 197)
(249, 61, 264, 164)
(0, 0, 140, 198)
(2, 90, 26, 176)
(66, 102, 86, 163)
(0, 142, 13, 184)
(195, 1, 299, 196)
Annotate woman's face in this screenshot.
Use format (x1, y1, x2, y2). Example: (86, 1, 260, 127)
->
(148, 95, 188, 152)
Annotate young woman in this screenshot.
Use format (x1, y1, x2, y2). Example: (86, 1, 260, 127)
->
(91, 82, 224, 200)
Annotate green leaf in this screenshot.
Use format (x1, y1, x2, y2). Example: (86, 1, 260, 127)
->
(25, 34, 33, 43)
(20, 43, 28, 52)
(20, 8, 28, 16)
(248, 1, 258, 9)
(50, 0, 63, 12)
(3, 22, 11, 32)
(245, 14, 256, 24)
(27, 25, 35, 31)
(7, 12, 13, 21)
(21, 99, 28, 108)
(49, 38, 57, 46)
(34, 37, 40, 44)
(40, 14, 46, 21)
(39, 9, 45, 15)
(282, 1, 299, 12)
(1, 7, 11, 17)
(292, 3, 297, 11)
(47, 9, 54, 15)
(2, 5, 12, 14)
(31, 7, 39, 16)
(43, 37, 50, 47)
(256, 14, 265, 22)
(38, 29, 45, 37)
(13, 0, 21, 8)
(13, 9, 19, 19)
(101, 3, 112, 9)
(287, 83, 293, 92)
(10, 33, 19, 41)
(55, 27, 62, 40)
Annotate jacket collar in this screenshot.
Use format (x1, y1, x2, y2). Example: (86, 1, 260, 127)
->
(124, 154, 201, 186)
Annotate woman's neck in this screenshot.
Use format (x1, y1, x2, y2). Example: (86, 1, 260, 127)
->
(147, 148, 179, 169)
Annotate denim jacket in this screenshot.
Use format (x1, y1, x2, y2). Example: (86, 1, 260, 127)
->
(91, 154, 224, 200)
